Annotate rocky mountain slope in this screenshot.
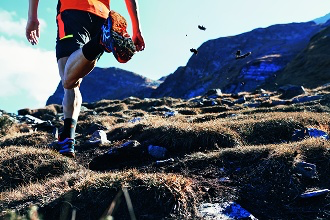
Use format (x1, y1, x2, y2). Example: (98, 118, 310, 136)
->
(269, 24, 330, 89)
(152, 21, 328, 99)
(1, 84, 330, 219)
(47, 67, 161, 105)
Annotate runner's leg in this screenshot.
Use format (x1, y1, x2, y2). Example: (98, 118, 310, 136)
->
(62, 48, 97, 89)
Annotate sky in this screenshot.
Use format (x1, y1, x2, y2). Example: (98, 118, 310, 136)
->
(1, 0, 330, 113)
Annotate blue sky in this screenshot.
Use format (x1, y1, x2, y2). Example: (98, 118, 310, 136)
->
(1, 0, 330, 113)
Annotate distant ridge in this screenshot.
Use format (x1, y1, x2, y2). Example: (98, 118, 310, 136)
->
(313, 12, 330, 24)
(46, 67, 160, 105)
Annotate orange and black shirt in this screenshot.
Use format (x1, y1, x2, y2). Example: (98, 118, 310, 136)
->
(57, 0, 111, 19)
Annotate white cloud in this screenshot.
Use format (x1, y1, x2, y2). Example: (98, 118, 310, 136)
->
(0, 36, 60, 112)
(0, 9, 46, 38)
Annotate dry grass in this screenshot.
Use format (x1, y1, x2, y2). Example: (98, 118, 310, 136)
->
(0, 132, 54, 148)
(0, 115, 18, 138)
(1, 87, 330, 219)
(0, 146, 80, 192)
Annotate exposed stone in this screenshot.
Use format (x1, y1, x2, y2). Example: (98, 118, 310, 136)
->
(300, 189, 330, 198)
(86, 123, 108, 135)
(292, 128, 329, 141)
(204, 89, 222, 99)
(89, 140, 146, 170)
(235, 96, 246, 104)
(17, 108, 32, 116)
(148, 145, 168, 159)
(294, 161, 317, 178)
(88, 130, 110, 145)
(198, 202, 257, 220)
(292, 95, 323, 104)
(278, 85, 306, 99)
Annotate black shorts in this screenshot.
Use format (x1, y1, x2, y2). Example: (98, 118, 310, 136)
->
(56, 10, 106, 60)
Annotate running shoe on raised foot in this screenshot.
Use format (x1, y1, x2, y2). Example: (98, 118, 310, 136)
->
(57, 138, 75, 158)
(100, 10, 136, 63)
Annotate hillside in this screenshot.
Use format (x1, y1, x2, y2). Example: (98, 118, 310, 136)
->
(1, 85, 330, 219)
(270, 25, 330, 89)
(152, 21, 325, 99)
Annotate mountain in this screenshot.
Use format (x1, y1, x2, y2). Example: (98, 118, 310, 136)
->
(152, 21, 326, 98)
(46, 67, 160, 105)
(48, 16, 330, 104)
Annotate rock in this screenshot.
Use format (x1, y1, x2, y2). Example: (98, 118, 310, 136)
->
(121, 140, 140, 148)
(154, 158, 175, 167)
(244, 102, 261, 108)
(86, 123, 107, 135)
(33, 121, 55, 133)
(164, 111, 178, 117)
(300, 189, 330, 198)
(198, 202, 257, 220)
(129, 117, 143, 123)
(89, 140, 146, 171)
(221, 99, 235, 106)
(204, 89, 222, 99)
(292, 128, 329, 141)
(201, 99, 218, 107)
(22, 115, 45, 125)
(17, 108, 32, 116)
(148, 145, 168, 159)
(88, 130, 110, 144)
(150, 106, 174, 112)
(278, 85, 306, 99)
(292, 95, 323, 104)
(294, 162, 317, 178)
(218, 177, 231, 183)
(270, 100, 288, 106)
(235, 96, 246, 104)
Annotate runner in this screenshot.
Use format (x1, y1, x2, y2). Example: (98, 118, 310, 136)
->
(26, 0, 145, 157)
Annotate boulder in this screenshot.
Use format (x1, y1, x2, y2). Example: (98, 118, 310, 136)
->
(278, 85, 306, 99)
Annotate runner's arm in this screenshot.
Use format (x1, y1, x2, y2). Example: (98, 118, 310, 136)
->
(26, 0, 40, 45)
(124, 0, 145, 51)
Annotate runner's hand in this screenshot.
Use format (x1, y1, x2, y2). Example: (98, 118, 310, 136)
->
(132, 32, 145, 52)
(26, 19, 40, 45)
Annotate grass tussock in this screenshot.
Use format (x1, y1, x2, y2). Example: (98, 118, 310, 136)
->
(0, 146, 80, 191)
(108, 117, 242, 155)
(0, 170, 91, 215)
(0, 115, 18, 138)
(0, 132, 54, 148)
(224, 112, 330, 145)
(36, 170, 197, 220)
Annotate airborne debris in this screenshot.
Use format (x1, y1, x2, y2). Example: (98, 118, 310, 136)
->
(190, 48, 198, 55)
(198, 25, 206, 31)
(235, 50, 252, 59)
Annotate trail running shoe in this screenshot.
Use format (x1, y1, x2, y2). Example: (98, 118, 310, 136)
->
(100, 10, 136, 63)
(57, 138, 75, 158)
